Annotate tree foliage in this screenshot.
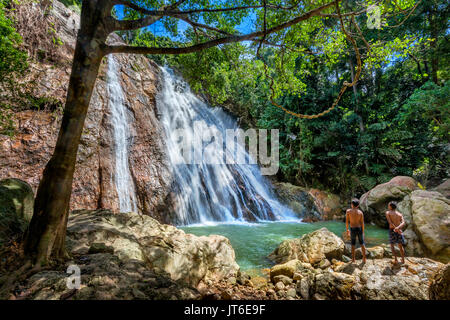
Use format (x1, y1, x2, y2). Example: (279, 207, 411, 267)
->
(0, 0, 28, 135)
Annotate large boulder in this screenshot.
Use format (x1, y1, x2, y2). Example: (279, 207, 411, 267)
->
(408, 190, 450, 262)
(429, 263, 450, 300)
(343, 244, 387, 260)
(268, 228, 344, 265)
(432, 179, 450, 199)
(308, 188, 344, 221)
(313, 271, 356, 300)
(0, 178, 34, 245)
(273, 183, 343, 221)
(15, 253, 201, 300)
(273, 182, 321, 221)
(269, 259, 314, 281)
(67, 210, 239, 287)
(360, 176, 418, 227)
(402, 227, 424, 257)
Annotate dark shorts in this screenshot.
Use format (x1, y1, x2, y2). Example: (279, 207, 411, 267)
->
(389, 229, 405, 245)
(350, 227, 364, 246)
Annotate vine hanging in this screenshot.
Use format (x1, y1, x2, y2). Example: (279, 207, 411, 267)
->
(256, 0, 363, 119)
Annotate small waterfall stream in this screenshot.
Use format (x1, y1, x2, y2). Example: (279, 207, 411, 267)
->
(157, 67, 296, 225)
(107, 55, 137, 212)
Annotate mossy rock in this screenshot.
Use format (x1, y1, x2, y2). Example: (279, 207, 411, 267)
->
(0, 178, 34, 245)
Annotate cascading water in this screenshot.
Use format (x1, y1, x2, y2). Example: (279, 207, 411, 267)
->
(157, 67, 297, 225)
(107, 55, 137, 212)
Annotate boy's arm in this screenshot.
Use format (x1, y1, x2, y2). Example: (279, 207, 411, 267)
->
(385, 212, 394, 229)
(346, 210, 350, 236)
(395, 213, 406, 231)
(360, 211, 365, 234)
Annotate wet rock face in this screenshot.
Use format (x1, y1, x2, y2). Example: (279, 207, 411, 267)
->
(273, 182, 321, 220)
(308, 188, 344, 221)
(0, 1, 172, 221)
(273, 182, 343, 221)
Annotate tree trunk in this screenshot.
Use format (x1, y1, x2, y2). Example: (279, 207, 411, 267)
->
(408, 53, 423, 77)
(428, 9, 439, 84)
(24, 0, 109, 265)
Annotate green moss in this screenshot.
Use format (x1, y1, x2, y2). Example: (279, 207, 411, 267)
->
(0, 178, 34, 246)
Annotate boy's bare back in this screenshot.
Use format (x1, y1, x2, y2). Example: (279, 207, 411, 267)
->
(386, 210, 404, 229)
(346, 208, 364, 227)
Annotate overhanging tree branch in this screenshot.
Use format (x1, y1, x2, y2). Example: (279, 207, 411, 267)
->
(112, 0, 304, 16)
(105, 1, 338, 55)
(110, 0, 187, 31)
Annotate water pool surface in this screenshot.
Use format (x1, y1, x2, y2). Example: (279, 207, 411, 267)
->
(181, 221, 388, 273)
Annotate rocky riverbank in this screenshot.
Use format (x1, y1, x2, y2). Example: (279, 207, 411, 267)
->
(263, 228, 447, 300)
(1, 209, 239, 299)
(189, 228, 449, 301)
(1, 191, 447, 300)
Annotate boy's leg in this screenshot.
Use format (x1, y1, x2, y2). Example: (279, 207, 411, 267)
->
(398, 243, 405, 263)
(350, 229, 356, 263)
(389, 230, 398, 264)
(390, 243, 398, 264)
(358, 229, 366, 263)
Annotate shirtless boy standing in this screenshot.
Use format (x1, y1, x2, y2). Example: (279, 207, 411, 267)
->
(385, 201, 406, 265)
(346, 199, 366, 263)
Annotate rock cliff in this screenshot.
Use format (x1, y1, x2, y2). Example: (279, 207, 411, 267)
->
(0, 1, 172, 222)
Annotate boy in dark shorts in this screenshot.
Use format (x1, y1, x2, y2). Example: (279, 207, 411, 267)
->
(346, 199, 366, 263)
(385, 201, 406, 265)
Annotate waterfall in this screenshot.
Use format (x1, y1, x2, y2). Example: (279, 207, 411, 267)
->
(107, 55, 137, 213)
(157, 67, 296, 225)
